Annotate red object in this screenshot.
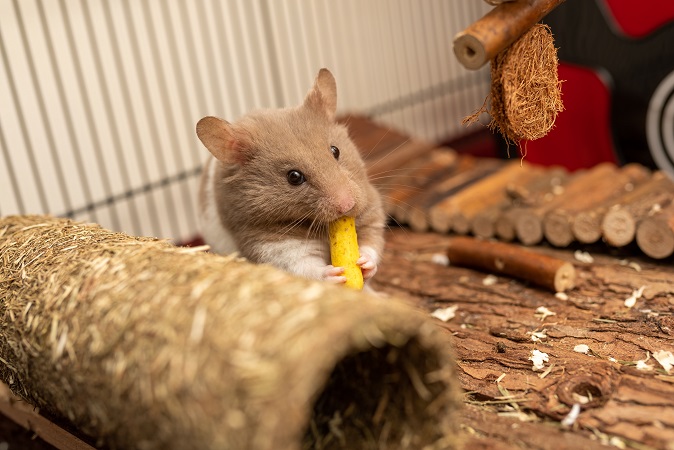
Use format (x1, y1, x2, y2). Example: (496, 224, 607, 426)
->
(522, 63, 618, 170)
(602, 0, 674, 38)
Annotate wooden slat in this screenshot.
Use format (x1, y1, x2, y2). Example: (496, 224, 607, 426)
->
(0, 383, 95, 450)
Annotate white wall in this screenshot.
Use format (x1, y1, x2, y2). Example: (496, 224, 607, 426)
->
(0, 0, 491, 241)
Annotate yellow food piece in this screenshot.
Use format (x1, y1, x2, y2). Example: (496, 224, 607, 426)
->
(328, 216, 363, 290)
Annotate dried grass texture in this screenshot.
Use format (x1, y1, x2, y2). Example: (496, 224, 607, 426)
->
(0, 215, 461, 450)
(465, 23, 563, 144)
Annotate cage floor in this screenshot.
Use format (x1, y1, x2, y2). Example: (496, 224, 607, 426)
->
(372, 228, 674, 450)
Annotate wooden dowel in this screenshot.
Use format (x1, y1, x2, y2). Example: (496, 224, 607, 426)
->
(495, 206, 525, 242)
(636, 200, 674, 259)
(453, 0, 566, 70)
(446, 236, 576, 292)
(384, 149, 459, 223)
(543, 163, 650, 247)
(0, 382, 95, 450)
(407, 157, 504, 232)
(514, 163, 611, 245)
(470, 165, 554, 238)
(494, 167, 568, 241)
(601, 172, 674, 247)
(472, 204, 507, 239)
(453, 162, 546, 235)
(571, 164, 652, 244)
(429, 161, 527, 234)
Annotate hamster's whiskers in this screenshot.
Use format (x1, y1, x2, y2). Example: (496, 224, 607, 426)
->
(367, 167, 416, 182)
(305, 216, 326, 242)
(361, 129, 390, 160)
(367, 138, 411, 173)
(277, 211, 313, 238)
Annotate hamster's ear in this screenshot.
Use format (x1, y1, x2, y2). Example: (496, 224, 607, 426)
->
(303, 68, 337, 121)
(196, 116, 251, 164)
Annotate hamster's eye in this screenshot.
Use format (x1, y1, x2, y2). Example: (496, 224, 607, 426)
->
(287, 170, 306, 186)
(330, 145, 340, 160)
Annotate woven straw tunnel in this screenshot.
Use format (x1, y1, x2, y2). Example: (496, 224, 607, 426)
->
(0, 215, 461, 450)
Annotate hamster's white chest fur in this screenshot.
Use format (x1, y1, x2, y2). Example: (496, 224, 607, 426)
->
(199, 157, 238, 255)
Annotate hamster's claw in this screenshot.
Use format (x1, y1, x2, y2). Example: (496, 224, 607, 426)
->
(323, 265, 347, 284)
(357, 254, 378, 280)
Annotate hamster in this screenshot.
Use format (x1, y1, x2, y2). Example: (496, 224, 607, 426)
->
(197, 68, 386, 285)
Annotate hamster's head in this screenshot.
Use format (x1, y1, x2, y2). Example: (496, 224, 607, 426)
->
(196, 68, 371, 229)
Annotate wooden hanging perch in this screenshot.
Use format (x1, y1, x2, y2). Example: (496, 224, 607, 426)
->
(453, 0, 566, 71)
(455, 0, 566, 145)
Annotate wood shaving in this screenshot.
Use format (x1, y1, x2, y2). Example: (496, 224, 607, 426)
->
(619, 259, 642, 272)
(635, 352, 654, 371)
(529, 350, 549, 371)
(431, 253, 450, 266)
(635, 360, 653, 371)
(529, 330, 548, 342)
(653, 350, 674, 374)
(608, 436, 627, 449)
(560, 403, 581, 428)
(574, 344, 590, 354)
(573, 250, 594, 264)
(431, 305, 458, 322)
(624, 286, 646, 308)
(534, 306, 556, 321)
(482, 275, 499, 286)
(649, 203, 662, 215)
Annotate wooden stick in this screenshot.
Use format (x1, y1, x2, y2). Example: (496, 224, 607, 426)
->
(543, 163, 651, 247)
(384, 149, 458, 223)
(571, 164, 652, 244)
(470, 165, 552, 238)
(601, 172, 674, 247)
(495, 207, 524, 242)
(636, 200, 674, 259)
(515, 163, 613, 245)
(407, 157, 504, 232)
(493, 167, 568, 241)
(453, 0, 566, 70)
(446, 236, 576, 292)
(513, 207, 546, 245)
(0, 382, 95, 450)
(429, 160, 526, 234)
(451, 162, 546, 235)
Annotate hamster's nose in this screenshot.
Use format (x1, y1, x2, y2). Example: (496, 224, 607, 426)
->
(336, 192, 355, 215)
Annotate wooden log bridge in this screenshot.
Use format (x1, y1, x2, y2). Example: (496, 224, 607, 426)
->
(343, 115, 674, 259)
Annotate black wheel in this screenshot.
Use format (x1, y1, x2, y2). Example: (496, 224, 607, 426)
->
(543, 0, 674, 173)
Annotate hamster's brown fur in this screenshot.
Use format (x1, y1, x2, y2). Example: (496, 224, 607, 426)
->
(197, 69, 385, 284)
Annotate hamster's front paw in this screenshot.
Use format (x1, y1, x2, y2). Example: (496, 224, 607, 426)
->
(357, 253, 378, 281)
(322, 265, 347, 284)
